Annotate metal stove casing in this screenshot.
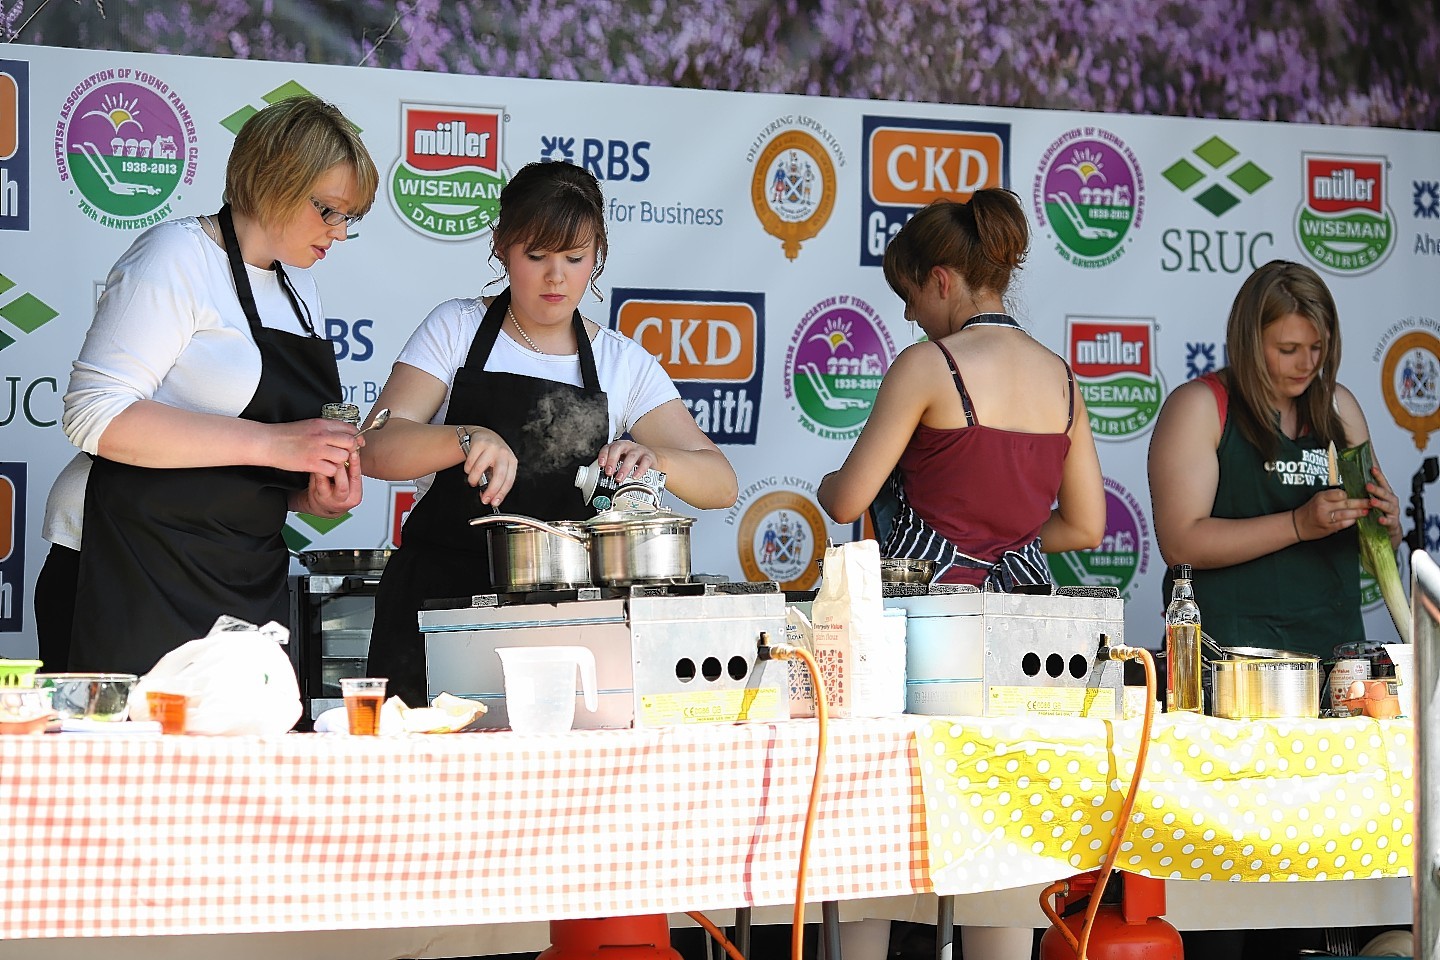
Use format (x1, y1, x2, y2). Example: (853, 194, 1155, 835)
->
(883, 583, 1126, 719)
(419, 582, 790, 729)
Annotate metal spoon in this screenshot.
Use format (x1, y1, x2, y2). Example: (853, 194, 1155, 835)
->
(355, 408, 390, 437)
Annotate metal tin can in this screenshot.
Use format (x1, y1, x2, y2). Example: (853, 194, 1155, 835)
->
(1326, 657, 1371, 711)
(321, 402, 361, 426)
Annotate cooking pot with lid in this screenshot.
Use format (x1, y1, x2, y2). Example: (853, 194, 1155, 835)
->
(469, 514, 592, 592)
(583, 506, 694, 587)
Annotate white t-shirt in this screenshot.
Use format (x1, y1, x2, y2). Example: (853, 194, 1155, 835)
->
(43, 217, 325, 550)
(398, 297, 679, 500)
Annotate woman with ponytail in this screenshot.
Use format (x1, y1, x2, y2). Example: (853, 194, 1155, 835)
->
(818, 188, 1104, 590)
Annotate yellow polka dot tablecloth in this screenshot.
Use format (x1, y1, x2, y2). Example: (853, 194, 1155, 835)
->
(916, 713, 1413, 895)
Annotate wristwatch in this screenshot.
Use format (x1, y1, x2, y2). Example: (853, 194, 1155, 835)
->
(456, 424, 471, 457)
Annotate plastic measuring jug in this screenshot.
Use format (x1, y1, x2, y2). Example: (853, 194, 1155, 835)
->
(494, 646, 599, 733)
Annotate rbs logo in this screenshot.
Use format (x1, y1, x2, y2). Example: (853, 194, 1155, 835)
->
(326, 317, 375, 362)
(540, 136, 651, 182)
(612, 289, 764, 445)
(860, 115, 1009, 266)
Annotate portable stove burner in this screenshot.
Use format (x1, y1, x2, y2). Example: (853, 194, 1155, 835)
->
(419, 580, 789, 729)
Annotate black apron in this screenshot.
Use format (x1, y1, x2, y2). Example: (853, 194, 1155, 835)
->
(69, 206, 341, 675)
(368, 290, 611, 707)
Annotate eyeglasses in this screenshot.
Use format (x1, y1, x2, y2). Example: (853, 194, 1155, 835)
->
(309, 196, 363, 228)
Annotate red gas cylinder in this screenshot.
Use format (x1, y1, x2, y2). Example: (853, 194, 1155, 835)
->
(1040, 871, 1183, 960)
(537, 915, 684, 959)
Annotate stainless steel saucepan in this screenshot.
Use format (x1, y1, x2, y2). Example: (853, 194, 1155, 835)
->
(582, 506, 695, 587)
(469, 513, 592, 592)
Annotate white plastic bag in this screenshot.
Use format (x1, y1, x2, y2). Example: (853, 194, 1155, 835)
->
(129, 616, 302, 735)
(810, 540, 900, 718)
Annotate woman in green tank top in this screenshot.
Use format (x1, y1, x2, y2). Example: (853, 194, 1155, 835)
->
(1147, 260, 1403, 658)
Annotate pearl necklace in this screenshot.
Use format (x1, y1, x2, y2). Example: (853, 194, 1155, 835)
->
(507, 306, 544, 354)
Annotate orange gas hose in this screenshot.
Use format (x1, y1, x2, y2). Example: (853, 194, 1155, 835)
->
(685, 910, 748, 960)
(787, 646, 828, 960)
(1043, 645, 1158, 959)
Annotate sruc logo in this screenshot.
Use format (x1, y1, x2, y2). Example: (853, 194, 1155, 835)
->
(0, 59, 29, 231)
(612, 289, 764, 446)
(390, 103, 507, 241)
(0, 463, 26, 631)
(859, 115, 1009, 266)
(1295, 153, 1394, 274)
(1068, 317, 1163, 440)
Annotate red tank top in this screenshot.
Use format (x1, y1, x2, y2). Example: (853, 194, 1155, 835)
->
(897, 341, 1073, 585)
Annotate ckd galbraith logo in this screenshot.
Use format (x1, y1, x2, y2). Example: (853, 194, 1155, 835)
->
(1295, 153, 1394, 274)
(0, 462, 26, 631)
(1379, 327, 1440, 449)
(54, 67, 197, 229)
(1032, 127, 1143, 268)
(1, 59, 30, 231)
(390, 103, 507, 241)
(1068, 317, 1162, 439)
(784, 294, 895, 441)
(859, 115, 1009, 266)
(727, 479, 826, 591)
(747, 116, 841, 260)
(1046, 476, 1149, 599)
(612, 289, 764, 445)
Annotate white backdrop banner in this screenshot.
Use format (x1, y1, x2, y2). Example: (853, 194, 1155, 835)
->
(3, 43, 1439, 656)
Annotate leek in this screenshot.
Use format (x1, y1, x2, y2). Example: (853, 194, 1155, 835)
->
(1338, 441, 1411, 642)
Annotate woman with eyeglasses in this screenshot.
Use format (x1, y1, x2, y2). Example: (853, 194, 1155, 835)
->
(35, 95, 379, 677)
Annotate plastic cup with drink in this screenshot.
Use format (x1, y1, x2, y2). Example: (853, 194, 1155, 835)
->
(339, 677, 387, 736)
(146, 690, 191, 734)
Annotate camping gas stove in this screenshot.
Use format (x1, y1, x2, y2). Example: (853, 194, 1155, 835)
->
(418, 580, 790, 729)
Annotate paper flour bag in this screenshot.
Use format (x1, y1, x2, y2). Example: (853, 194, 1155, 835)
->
(810, 540, 891, 718)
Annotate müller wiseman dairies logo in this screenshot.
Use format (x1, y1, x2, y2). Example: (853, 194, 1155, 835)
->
(390, 103, 507, 241)
(1068, 317, 1162, 440)
(1295, 153, 1394, 274)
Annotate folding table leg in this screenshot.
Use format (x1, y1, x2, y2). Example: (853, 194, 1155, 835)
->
(822, 901, 842, 960)
(935, 895, 955, 960)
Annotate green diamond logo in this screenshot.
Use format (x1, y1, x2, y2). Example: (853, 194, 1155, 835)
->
(284, 511, 355, 555)
(221, 81, 363, 136)
(0, 271, 60, 351)
(1162, 159, 1205, 192)
(1193, 184, 1241, 217)
(1192, 135, 1239, 169)
(1166, 137, 1270, 217)
(1228, 160, 1273, 195)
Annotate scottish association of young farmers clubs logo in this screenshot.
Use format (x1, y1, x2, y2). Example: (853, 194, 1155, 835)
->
(54, 68, 197, 227)
(749, 127, 836, 260)
(1381, 329, 1440, 449)
(1295, 153, 1395, 274)
(390, 103, 507, 241)
(1046, 477, 1150, 599)
(1033, 127, 1143, 268)
(784, 294, 895, 440)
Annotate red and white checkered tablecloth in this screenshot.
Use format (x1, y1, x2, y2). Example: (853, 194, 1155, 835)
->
(0, 718, 930, 940)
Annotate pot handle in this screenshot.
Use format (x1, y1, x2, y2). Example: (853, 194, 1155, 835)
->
(467, 513, 588, 544)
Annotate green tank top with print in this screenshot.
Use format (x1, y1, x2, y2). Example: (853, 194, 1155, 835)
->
(1161, 377, 1362, 659)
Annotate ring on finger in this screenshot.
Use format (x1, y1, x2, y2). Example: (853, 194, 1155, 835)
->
(1329, 511, 1336, 523)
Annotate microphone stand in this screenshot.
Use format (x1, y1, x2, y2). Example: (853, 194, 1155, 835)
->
(1405, 456, 1440, 553)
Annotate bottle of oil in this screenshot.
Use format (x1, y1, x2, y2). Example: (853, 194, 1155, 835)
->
(1165, 564, 1203, 713)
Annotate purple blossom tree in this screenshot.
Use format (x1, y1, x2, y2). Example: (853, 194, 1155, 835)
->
(2, 0, 1435, 129)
